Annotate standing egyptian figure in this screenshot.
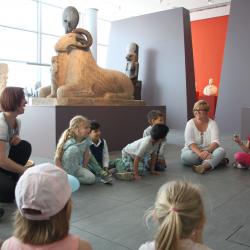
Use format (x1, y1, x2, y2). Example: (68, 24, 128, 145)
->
(125, 43, 139, 86)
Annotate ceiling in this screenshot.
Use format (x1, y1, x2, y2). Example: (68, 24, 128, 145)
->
(43, 0, 231, 21)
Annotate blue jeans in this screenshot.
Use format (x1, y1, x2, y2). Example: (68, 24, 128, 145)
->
(181, 147, 226, 169)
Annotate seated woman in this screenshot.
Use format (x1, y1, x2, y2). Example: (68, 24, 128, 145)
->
(0, 87, 31, 202)
(181, 100, 227, 174)
(233, 134, 250, 169)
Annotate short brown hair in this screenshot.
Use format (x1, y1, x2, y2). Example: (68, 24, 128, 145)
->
(147, 110, 164, 123)
(0, 87, 25, 112)
(13, 199, 72, 245)
(193, 100, 210, 112)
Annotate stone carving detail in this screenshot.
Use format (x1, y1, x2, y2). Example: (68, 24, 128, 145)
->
(0, 63, 8, 94)
(62, 6, 79, 34)
(203, 78, 218, 96)
(39, 29, 134, 101)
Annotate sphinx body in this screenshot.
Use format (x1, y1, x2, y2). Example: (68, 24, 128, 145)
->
(39, 29, 134, 100)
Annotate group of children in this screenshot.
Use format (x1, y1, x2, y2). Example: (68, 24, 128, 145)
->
(2, 108, 250, 250)
(53, 110, 169, 185)
(1, 164, 213, 250)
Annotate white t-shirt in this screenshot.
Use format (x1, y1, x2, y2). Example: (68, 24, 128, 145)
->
(143, 126, 167, 161)
(123, 136, 160, 159)
(184, 118, 220, 150)
(138, 239, 213, 250)
(0, 112, 21, 156)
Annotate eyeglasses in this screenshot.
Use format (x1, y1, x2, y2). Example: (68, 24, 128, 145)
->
(194, 109, 207, 112)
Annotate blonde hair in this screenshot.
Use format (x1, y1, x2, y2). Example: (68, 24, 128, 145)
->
(146, 180, 205, 250)
(14, 199, 72, 245)
(193, 100, 210, 112)
(55, 115, 90, 161)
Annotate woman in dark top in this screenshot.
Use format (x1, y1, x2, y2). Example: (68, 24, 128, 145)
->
(0, 87, 31, 202)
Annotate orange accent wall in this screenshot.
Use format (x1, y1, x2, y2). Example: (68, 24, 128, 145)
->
(191, 16, 229, 95)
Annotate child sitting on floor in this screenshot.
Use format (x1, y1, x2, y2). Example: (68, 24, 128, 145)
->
(139, 180, 213, 250)
(54, 115, 111, 184)
(1, 163, 92, 250)
(143, 110, 168, 171)
(233, 134, 250, 169)
(88, 120, 113, 182)
(115, 124, 169, 181)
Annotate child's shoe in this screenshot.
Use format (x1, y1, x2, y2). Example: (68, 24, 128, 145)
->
(115, 172, 134, 181)
(220, 157, 229, 166)
(100, 171, 113, 184)
(192, 164, 206, 174)
(232, 162, 246, 169)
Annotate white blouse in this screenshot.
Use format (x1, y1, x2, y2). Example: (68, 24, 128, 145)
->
(184, 118, 220, 149)
(138, 239, 213, 250)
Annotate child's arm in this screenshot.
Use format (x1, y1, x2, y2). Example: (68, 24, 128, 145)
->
(234, 135, 250, 153)
(150, 153, 160, 175)
(102, 140, 110, 169)
(133, 156, 142, 180)
(83, 149, 90, 168)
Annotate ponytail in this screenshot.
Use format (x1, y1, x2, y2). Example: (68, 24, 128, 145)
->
(146, 181, 205, 250)
(155, 208, 181, 250)
(55, 128, 73, 161)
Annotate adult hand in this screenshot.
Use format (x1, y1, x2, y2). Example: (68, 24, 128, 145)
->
(199, 150, 211, 160)
(10, 135, 21, 146)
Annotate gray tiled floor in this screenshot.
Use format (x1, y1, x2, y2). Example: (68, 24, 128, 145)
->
(1, 129, 250, 249)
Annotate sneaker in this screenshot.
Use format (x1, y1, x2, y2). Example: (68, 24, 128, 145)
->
(232, 162, 246, 169)
(115, 172, 134, 181)
(0, 208, 4, 218)
(220, 158, 229, 166)
(192, 165, 206, 174)
(101, 171, 113, 184)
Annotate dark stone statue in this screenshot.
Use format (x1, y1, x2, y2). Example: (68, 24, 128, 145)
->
(125, 43, 141, 100)
(62, 6, 79, 34)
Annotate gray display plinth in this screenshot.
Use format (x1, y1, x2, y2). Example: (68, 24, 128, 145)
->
(20, 105, 166, 159)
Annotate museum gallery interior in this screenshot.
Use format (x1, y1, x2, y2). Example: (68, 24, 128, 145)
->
(0, 0, 250, 249)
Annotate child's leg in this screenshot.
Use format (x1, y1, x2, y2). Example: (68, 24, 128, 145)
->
(88, 154, 105, 175)
(75, 167, 96, 184)
(62, 145, 83, 175)
(88, 154, 112, 184)
(115, 155, 133, 173)
(234, 152, 250, 167)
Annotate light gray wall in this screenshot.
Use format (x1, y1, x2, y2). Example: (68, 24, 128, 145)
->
(216, 0, 250, 133)
(106, 8, 195, 129)
(20, 106, 56, 159)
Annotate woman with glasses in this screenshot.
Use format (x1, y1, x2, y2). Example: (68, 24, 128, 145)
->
(181, 100, 227, 174)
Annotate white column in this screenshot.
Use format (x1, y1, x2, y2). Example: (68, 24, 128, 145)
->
(85, 8, 98, 61)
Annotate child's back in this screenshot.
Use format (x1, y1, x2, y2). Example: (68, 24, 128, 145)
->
(139, 180, 213, 250)
(1, 163, 92, 250)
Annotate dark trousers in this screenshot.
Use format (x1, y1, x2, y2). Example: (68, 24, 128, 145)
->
(0, 140, 32, 202)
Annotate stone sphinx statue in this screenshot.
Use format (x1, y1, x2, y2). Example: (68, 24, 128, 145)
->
(203, 78, 218, 96)
(0, 63, 8, 94)
(39, 28, 134, 101)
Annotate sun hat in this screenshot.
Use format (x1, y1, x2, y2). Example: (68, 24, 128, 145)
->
(15, 163, 77, 221)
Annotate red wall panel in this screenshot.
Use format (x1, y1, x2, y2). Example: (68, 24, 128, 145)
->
(191, 16, 229, 95)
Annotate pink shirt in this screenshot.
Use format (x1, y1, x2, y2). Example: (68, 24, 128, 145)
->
(1, 234, 79, 250)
